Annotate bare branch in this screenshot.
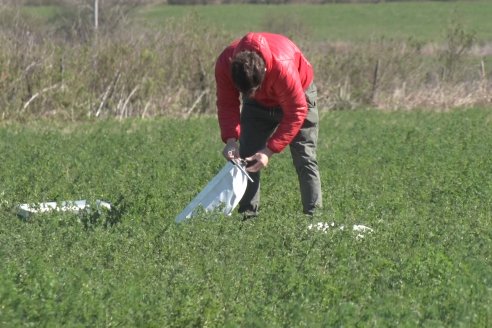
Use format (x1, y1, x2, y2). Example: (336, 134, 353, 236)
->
(22, 83, 60, 112)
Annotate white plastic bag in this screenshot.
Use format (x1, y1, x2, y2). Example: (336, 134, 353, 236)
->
(175, 161, 249, 223)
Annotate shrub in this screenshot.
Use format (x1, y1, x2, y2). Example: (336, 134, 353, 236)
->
(0, 4, 490, 120)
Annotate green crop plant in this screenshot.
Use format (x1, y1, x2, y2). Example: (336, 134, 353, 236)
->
(1, 109, 491, 326)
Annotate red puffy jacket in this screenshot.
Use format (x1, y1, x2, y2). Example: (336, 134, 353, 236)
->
(215, 32, 314, 153)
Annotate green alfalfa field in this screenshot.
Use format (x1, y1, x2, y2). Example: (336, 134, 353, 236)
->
(23, 1, 492, 42)
(1, 109, 491, 326)
(137, 1, 492, 42)
(1, 1, 492, 326)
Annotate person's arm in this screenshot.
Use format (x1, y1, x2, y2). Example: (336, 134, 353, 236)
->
(267, 64, 308, 153)
(215, 49, 241, 160)
(215, 51, 241, 146)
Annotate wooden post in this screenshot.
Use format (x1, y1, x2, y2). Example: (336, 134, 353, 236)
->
(371, 59, 380, 104)
(481, 59, 486, 80)
(94, 0, 99, 30)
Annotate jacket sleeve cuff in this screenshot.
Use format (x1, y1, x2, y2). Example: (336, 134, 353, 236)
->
(266, 140, 283, 153)
(221, 134, 239, 144)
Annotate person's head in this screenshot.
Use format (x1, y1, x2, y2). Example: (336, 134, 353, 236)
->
(231, 51, 266, 97)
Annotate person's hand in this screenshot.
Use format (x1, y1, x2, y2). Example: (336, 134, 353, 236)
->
(223, 138, 239, 160)
(245, 147, 274, 172)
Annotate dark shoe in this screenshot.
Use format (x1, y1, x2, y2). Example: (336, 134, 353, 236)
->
(241, 210, 258, 221)
(304, 208, 323, 220)
(304, 205, 323, 217)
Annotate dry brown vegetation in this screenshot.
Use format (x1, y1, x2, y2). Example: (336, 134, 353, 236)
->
(0, 4, 490, 121)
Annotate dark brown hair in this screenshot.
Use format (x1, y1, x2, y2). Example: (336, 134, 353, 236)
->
(231, 51, 266, 96)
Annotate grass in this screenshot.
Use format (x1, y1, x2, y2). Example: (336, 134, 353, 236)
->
(1, 3, 492, 325)
(137, 1, 492, 42)
(21, 1, 492, 42)
(1, 109, 491, 326)
(22, 5, 61, 19)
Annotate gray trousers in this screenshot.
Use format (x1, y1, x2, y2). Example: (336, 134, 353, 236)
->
(238, 83, 322, 215)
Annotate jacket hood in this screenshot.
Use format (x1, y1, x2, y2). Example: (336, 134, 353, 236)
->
(232, 32, 273, 71)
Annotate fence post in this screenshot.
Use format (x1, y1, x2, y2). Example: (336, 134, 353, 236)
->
(94, 0, 99, 30)
(371, 59, 380, 105)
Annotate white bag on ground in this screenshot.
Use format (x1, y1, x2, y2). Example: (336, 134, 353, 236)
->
(175, 161, 249, 223)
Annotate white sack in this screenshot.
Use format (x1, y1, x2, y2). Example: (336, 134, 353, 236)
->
(175, 162, 248, 223)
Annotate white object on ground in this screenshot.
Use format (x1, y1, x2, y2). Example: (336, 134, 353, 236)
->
(307, 221, 336, 233)
(308, 221, 374, 239)
(352, 224, 374, 240)
(352, 225, 373, 233)
(175, 161, 248, 223)
(17, 200, 111, 219)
